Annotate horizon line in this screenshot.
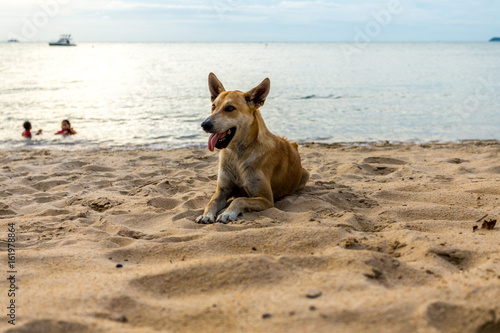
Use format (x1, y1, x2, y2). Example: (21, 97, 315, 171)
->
(3, 40, 498, 43)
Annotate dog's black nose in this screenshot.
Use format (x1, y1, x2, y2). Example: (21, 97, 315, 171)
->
(201, 120, 213, 132)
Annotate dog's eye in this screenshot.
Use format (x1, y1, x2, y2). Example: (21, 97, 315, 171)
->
(225, 106, 235, 112)
(211, 104, 216, 110)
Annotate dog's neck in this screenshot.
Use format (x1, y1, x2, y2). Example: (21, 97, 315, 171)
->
(228, 109, 273, 157)
(248, 109, 270, 142)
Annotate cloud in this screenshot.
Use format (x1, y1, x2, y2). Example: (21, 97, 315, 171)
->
(1, 0, 499, 41)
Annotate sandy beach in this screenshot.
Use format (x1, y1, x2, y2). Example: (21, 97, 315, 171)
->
(1, 141, 499, 333)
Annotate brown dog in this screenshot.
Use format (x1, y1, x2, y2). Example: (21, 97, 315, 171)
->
(196, 73, 309, 223)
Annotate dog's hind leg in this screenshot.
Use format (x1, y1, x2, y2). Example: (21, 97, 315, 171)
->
(295, 168, 310, 191)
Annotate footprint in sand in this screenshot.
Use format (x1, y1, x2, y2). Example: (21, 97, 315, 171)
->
(4, 186, 37, 197)
(446, 158, 469, 164)
(103, 236, 137, 248)
(35, 209, 71, 217)
(85, 197, 122, 212)
(116, 228, 148, 240)
(485, 166, 500, 174)
(181, 195, 208, 210)
(99, 296, 167, 329)
(55, 161, 89, 171)
(82, 165, 116, 173)
(5, 319, 89, 333)
(130, 255, 289, 297)
(363, 157, 407, 165)
(428, 248, 470, 269)
(147, 197, 181, 210)
(336, 163, 396, 176)
(467, 187, 500, 195)
(423, 301, 496, 333)
(31, 180, 69, 192)
(34, 193, 65, 203)
(0, 190, 12, 198)
(0, 203, 16, 216)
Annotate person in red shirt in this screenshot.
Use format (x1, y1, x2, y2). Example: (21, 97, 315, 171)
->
(55, 119, 77, 135)
(22, 121, 42, 138)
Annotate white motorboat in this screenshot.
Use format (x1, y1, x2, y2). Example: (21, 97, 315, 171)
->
(49, 35, 76, 46)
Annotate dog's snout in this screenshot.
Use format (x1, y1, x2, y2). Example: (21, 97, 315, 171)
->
(201, 120, 213, 132)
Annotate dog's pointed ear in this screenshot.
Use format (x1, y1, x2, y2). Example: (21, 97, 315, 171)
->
(208, 73, 225, 102)
(245, 78, 270, 108)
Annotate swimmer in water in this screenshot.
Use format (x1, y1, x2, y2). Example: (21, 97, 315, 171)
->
(22, 121, 42, 138)
(55, 119, 77, 135)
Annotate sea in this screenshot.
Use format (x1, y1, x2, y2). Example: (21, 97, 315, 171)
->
(1, 42, 499, 150)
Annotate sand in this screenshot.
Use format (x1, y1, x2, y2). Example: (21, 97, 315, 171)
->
(1, 141, 499, 333)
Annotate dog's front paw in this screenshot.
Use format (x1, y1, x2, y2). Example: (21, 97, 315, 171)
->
(195, 214, 215, 224)
(216, 210, 240, 224)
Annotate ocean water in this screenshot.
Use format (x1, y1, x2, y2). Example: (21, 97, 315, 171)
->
(0, 42, 499, 150)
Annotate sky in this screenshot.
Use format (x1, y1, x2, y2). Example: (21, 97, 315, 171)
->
(2, 0, 500, 42)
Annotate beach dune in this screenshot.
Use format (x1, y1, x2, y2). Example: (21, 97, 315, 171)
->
(1, 142, 499, 333)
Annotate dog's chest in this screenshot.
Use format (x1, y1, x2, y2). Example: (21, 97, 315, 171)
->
(220, 153, 259, 188)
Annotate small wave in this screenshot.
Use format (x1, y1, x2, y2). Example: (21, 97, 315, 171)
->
(151, 135, 173, 140)
(177, 134, 200, 140)
(299, 94, 338, 100)
(107, 142, 206, 151)
(1, 86, 63, 93)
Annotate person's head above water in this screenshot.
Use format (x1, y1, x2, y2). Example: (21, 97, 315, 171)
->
(62, 119, 71, 131)
(23, 121, 32, 131)
(55, 119, 76, 135)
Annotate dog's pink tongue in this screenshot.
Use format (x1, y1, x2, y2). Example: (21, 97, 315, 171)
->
(208, 132, 226, 152)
